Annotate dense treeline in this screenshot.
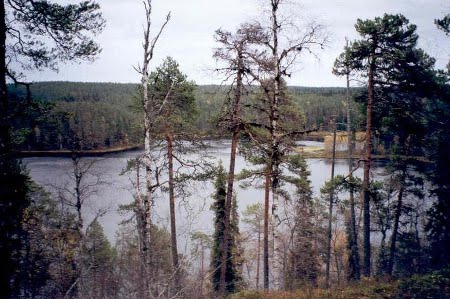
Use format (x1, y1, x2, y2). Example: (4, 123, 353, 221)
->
(9, 82, 360, 151)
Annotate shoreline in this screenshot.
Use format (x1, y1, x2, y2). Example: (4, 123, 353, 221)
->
(19, 144, 143, 157)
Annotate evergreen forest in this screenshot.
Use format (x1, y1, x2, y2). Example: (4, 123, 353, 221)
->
(0, 0, 449, 299)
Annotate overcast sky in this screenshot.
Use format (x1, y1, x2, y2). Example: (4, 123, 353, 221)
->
(24, 0, 450, 87)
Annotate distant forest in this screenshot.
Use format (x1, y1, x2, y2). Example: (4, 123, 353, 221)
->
(9, 82, 360, 151)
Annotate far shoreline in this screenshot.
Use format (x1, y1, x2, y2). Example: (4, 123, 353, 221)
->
(19, 144, 143, 158)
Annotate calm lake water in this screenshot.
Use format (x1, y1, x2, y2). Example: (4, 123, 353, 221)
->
(24, 140, 385, 251)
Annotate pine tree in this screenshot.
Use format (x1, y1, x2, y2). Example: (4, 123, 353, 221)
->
(0, 1, 104, 296)
(338, 14, 420, 276)
(148, 56, 197, 292)
(425, 11, 450, 271)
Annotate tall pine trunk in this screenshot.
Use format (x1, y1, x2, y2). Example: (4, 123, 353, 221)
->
(387, 137, 410, 276)
(166, 130, 180, 290)
(346, 72, 360, 280)
(362, 59, 375, 277)
(219, 46, 243, 295)
(325, 117, 337, 287)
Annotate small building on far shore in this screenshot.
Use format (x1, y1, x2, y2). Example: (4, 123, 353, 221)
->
(323, 132, 365, 154)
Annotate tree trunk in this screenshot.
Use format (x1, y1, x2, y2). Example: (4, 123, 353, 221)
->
(138, 3, 170, 295)
(140, 23, 155, 299)
(200, 243, 205, 298)
(270, 0, 281, 218)
(0, 0, 6, 127)
(166, 130, 180, 291)
(268, 2, 280, 290)
(264, 165, 271, 290)
(0, 0, 11, 294)
(142, 62, 153, 299)
(72, 156, 84, 238)
(387, 139, 410, 276)
(256, 231, 261, 290)
(325, 117, 337, 287)
(346, 72, 360, 280)
(219, 46, 244, 295)
(387, 184, 404, 276)
(362, 59, 374, 277)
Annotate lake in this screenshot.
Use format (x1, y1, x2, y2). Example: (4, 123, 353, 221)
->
(24, 140, 385, 251)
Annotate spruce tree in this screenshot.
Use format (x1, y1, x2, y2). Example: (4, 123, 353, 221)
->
(284, 155, 319, 288)
(81, 220, 117, 299)
(210, 163, 242, 294)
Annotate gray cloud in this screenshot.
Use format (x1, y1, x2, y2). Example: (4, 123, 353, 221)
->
(24, 0, 450, 87)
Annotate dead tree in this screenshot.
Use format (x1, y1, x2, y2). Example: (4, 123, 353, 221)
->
(213, 23, 265, 295)
(244, 0, 327, 289)
(51, 154, 110, 298)
(134, 1, 170, 297)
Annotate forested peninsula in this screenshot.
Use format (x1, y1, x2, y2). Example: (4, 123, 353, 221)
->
(10, 82, 355, 153)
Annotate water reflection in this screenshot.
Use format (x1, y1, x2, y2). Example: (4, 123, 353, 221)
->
(24, 140, 385, 248)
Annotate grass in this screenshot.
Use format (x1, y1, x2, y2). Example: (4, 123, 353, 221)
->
(230, 281, 398, 299)
(230, 271, 450, 299)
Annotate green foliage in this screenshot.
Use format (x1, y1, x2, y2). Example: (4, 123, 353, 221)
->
(210, 162, 242, 294)
(147, 56, 198, 135)
(114, 224, 143, 297)
(395, 232, 426, 277)
(54, 101, 140, 150)
(191, 231, 212, 253)
(21, 182, 80, 298)
(7, 82, 357, 151)
(283, 155, 320, 288)
(339, 14, 437, 156)
(242, 203, 264, 231)
(290, 88, 363, 132)
(239, 82, 309, 198)
(435, 14, 450, 35)
(8, 83, 141, 150)
(397, 269, 450, 299)
(81, 220, 118, 298)
(1, 1, 104, 296)
(115, 222, 173, 297)
(424, 88, 450, 270)
(8, 0, 105, 71)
